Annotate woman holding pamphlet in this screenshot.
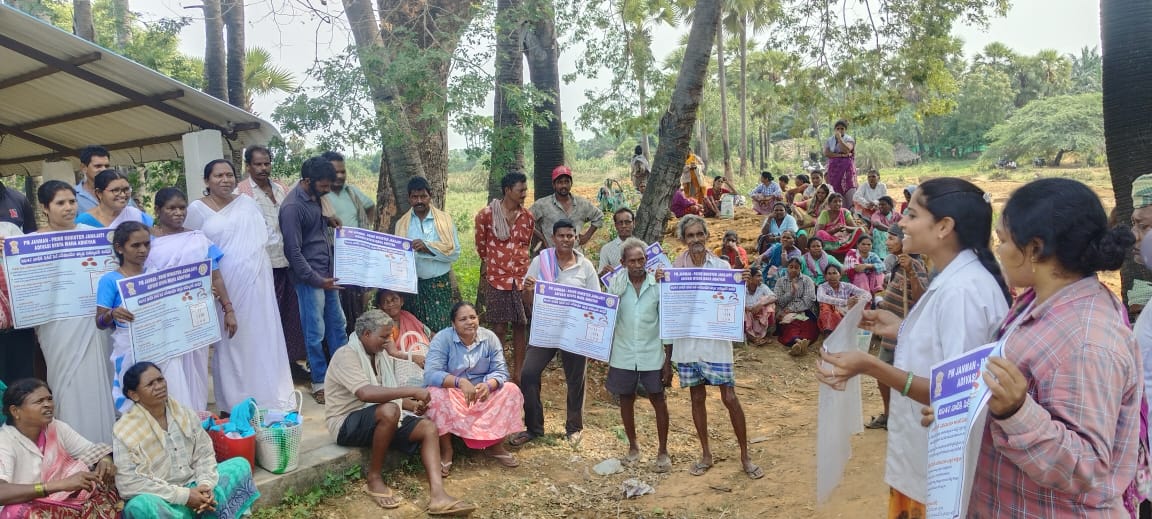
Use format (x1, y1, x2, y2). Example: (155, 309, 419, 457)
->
(966, 178, 1140, 517)
(815, 178, 1010, 517)
(31, 181, 116, 444)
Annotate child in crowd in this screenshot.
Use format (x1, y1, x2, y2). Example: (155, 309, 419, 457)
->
(815, 264, 868, 334)
(744, 267, 777, 346)
(844, 236, 886, 298)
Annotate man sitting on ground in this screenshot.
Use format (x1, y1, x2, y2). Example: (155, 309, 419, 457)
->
(324, 310, 475, 515)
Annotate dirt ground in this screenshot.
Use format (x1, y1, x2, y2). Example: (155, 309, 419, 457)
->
(310, 175, 1118, 518)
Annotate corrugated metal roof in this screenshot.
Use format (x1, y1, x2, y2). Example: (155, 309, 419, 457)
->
(0, 3, 279, 177)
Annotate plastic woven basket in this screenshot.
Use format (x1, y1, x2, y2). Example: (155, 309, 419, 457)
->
(251, 390, 303, 474)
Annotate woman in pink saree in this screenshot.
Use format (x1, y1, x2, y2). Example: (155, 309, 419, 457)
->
(375, 289, 433, 366)
(0, 379, 120, 518)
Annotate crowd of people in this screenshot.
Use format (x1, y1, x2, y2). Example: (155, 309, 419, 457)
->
(0, 120, 1150, 518)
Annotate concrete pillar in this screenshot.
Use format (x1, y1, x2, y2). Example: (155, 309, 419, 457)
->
(40, 160, 75, 184)
(182, 130, 224, 197)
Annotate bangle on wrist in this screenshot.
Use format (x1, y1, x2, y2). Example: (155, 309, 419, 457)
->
(34, 482, 45, 496)
(900, 371, 915, 397)
(453, 377, 460, 389)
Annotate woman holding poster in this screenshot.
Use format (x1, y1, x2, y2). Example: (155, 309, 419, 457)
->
(143, 187, 239, 413)
(184, 160, 295, 412)
(31, 181, 117, 444)
(967, 178, 1139, 517)
(815, 178, 1010, 517)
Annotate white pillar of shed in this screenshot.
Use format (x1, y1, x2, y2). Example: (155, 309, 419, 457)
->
(182, 130, 223, 197)
(40, 160, 75, 184)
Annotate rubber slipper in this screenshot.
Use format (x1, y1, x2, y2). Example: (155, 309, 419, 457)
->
(689, 461, 712, 476)
(507, 432, 535, 447)
(865, 414, 888, 430)
(653, 455, 672, 473)
(744, 463, 765, 480)
(311, 389, 325, 405)
(488, 452, 520, 468)
(428, 498, 477, 516)
(441, 461, 452, 478)
(362, 485, 401, 509)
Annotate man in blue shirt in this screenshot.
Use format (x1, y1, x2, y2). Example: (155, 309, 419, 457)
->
(75, 145, 111, 213)
(393, 176, 460, 332)
(281, 156, 346, 404)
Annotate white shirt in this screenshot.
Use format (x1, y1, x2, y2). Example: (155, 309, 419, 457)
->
(236, 177, 289, 268)
(671, 254, 735, 364)
(525, 250, 601, 292)
(886, 249, 1008, 503)
(853, 181, 888, 207)
(1136, 308, 1152, 449)
(598, 237, 624, 271)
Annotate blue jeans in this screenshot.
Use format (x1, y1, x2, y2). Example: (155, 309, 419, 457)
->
(294, 283, 348, 387)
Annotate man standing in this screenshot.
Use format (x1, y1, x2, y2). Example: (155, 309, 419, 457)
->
(530, 165, 604, 251)
(666, 214, 763, 480)
(597, 208, 635, 276)
(0, 177, 38, 384)
(605, 238, 672, 472)
(394, 176, 460, 332)
(474, 172, 534, 383)
(281, 156, 347, 405)
(236, 145, 309, 375)
(629, 146, 650, 191)
(511, 219, 601, 447)
(75, 145, 112, 213)
(325, 310, 473, 514)
(322, 151, 376, 334)
(1129, 174, 1152, 489)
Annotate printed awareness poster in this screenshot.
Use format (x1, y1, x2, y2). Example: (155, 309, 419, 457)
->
(600, 242, 673, 286)
(333, 227, 418, 293)
(658, 268, 746, 342)
(118, 261, 221, 363)
(926, 342, 1000, 519)
(2, 229, 117, 327)
(528, 281, 618, 362)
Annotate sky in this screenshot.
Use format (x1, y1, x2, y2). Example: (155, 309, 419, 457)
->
(131, 0, 1102, 149)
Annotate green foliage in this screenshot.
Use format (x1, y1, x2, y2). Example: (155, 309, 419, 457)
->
(252, 465, 361, 519)
(983, 93, 1105, 165)
(854, 140, 895, 171)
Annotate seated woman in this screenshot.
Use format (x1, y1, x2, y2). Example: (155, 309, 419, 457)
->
(800, 238, 844, 285)
(701, 176, 732, 217)
(0, 379, 120, 519)
(869, 196, 901, 258)
(794, 183, 831, 237)
(774, 258, 819, 356)
(814, 193, 866, 256)
(899, 185, 916, 214)
(785, 174, 810, 205)
(113, 362, 258, 519)
(670, 188, 704, 218)
(376, 289, 434, 367)
(744, 267, 777, 346)
(748, 172, 783, 215)
(713, 231, 748, 269)
(844, 236, 886, 295)
(757, 230, 803, 288)
(423, 303, 524, 470)
(815, 265, 868, 334)
(756, 202, 799, 254)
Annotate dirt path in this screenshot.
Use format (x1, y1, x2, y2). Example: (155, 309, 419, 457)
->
(309, 175, 1118, 518)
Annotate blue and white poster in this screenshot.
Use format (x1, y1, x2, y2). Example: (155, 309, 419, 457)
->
(529, 281, 618, 362)
(118, 261, 221, 363)
(600, 242, 673, 286)
(333, 227, 418, 293)
(2, 229, 117, 327)
(658, 268, 746, 342)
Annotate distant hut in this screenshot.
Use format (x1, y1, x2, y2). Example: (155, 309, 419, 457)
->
(893, 143, 921, 166)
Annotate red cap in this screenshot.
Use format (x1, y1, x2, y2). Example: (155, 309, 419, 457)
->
(551, 165, 572, 182)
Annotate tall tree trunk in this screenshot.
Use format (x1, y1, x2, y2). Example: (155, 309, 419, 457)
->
(202, 0, 227, 101)
(490, 0, 526, 202)
(111, 0, 131, 48)
(715, 23, 732, 180)
(1102, 0, 1152, 306)
(634, 0, 723, 243)
(738, 15, 748, 177)
(223, 0, 245, 109)
(696, 115, 710, 165)
(638, 72, 650, 158)
(72, 0, 94, 41)
(523, 0, 564, 201)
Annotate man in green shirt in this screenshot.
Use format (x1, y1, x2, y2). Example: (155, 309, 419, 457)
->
(322, 150, 377, 335)
(604, 238, 672, 473)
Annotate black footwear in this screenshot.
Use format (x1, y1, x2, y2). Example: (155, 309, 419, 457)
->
(865, 414, 888, 430)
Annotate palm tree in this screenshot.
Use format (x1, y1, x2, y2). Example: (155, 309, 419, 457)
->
(620, 0, 676, 158)
(1068, 46, 1102, 94)
(523, 0, 564, 201)
(243, 47, 296, 113)
(726, 0, 778, 176)
(202, 0, 227, 101)
(223, 0, 245, 108)
(73, 0, 94, 41)
(634, 0, 723, 242)
(1102, 0, 1152, 305)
